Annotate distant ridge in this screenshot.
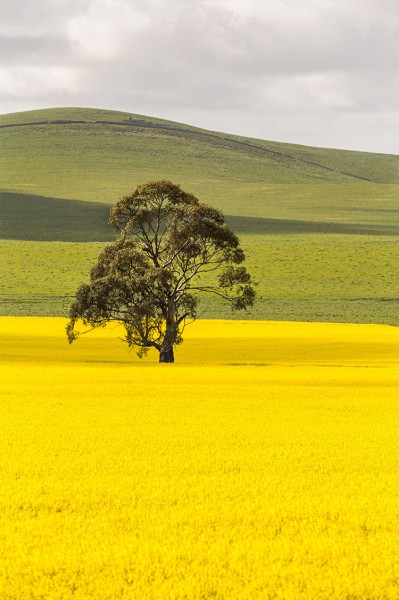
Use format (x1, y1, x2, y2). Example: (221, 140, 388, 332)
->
(1, 108, 398, 191)
(0, 116, 376, 182)
(3, 109, 397, 180)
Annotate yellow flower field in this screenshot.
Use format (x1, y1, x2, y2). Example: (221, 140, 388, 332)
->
(1, 317, 399, 599)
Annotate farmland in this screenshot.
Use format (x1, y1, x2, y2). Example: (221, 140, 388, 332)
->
(1, 107, 398, 324)
(1, 109, 398, 595)
(1, 317, 398, 599)
(1, 233, 398, 324)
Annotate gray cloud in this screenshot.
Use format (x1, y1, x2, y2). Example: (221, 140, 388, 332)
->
(0, 0, 398, 153)
(0, 33, 76, 65)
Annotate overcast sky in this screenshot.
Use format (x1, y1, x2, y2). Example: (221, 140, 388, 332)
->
(1, 0, 398, 153)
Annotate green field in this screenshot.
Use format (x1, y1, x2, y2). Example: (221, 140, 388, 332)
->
(2, 234, 397, 324)
(1, 107, 398, 323)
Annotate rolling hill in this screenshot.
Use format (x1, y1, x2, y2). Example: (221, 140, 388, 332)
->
(1, 107, 398, 324)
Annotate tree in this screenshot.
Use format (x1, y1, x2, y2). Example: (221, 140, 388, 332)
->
(66, 180, 255, 363)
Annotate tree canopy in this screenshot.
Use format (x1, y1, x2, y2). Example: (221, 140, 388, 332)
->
(66, 180, 255, 362)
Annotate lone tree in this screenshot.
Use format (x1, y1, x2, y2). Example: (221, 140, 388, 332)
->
(66, 180, 255, 362)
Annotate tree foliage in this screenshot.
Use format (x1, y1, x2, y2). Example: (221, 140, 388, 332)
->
(67, 180, 255, 362)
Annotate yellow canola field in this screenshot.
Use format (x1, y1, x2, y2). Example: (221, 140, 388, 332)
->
(1, 317, 399, 599)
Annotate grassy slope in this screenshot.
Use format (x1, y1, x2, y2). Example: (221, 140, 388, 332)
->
(1, 107, 398, 323)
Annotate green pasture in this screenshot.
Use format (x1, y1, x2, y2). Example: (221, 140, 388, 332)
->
(1, 107, 398, 324)
(1, 108, 398, 211)
(1, 234, 397, 324)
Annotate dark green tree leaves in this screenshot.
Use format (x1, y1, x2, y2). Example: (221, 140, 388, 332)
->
(67, 181, 255, 362)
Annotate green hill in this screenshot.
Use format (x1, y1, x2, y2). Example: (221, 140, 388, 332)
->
(1, 107, 398, 324)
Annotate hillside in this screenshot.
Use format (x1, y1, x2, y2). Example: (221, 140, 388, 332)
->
(2, 107, 398, 187)
(1, 107, 398, 324)
(1, 107, 398, 237)
(1, 108, 398, 204)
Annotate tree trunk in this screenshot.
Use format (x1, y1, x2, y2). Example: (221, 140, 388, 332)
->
(160, 306, 177, 363)
(159, 346, 174, 363)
